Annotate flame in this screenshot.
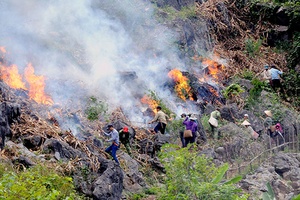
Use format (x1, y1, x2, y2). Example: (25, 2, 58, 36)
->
(168, 69, 193, 101)
(24, 63, 53, 105)
(0, 64, 27, 90)
(202, 58, 225, 80)
(141, 95, 159, 113)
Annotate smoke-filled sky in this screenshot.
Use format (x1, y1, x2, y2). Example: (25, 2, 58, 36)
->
(0, 0, 206, 127)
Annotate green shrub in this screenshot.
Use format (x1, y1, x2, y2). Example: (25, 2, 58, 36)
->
(245, 38, 262, 57)
(222, 83, 244, 99)
(0, 164, 79, 200)
(201, 114, 211, 132)
(155, 144, 248, 200)
(245, 78, 268, 107)
(85, 96, 108, 121)
(241, 69, 255, 80)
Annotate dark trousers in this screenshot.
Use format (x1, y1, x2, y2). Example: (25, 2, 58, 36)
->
(154, 122, 167, 134)
(184, 136, 195, 147)
(271, 79, 284, 94)
(105, 144, 120, 164)
(179, 131, 185, 147)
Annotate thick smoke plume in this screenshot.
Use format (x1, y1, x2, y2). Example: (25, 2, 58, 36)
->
(0, 0, 206, 132)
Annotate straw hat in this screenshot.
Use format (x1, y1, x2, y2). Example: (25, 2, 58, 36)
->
(264, 110, 272, 117)
(241, 120, 251, 126)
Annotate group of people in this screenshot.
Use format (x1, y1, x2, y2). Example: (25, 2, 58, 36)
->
(103, 104, 283, 164)
(261, 64, 285, 95)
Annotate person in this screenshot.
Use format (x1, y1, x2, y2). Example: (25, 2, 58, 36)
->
(148, 106, 169, 134)
(208, 108, 221, 139)
(243, 114, 249, 121)
(183, 115, 198, 147)
(263, 110, 273, 137)
(269, 65, 284, 94)
(179, 113, 187, 147)
(241, 120, 259, 139)
(119, 126, 132, 156)
(261, 65, 272, 86)
(103, 124, 120, 165)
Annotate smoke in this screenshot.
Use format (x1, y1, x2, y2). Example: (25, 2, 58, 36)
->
(0, 0, 204, 131)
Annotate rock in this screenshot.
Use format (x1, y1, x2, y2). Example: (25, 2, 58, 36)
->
(139, 138, 155, 157)
(274, 153, 299, 175)
(152, 133, 171, 152)
(12, 156, 36, 168)
(120, 153, 147, 193)
(199, 148, 216, 159)
(23, 135, 44, 150)
(92, 158, 123, 200)
(43, 139, 85, 160)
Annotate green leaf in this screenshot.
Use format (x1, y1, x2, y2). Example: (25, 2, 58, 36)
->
(211, 163, 229, 184)
(224, 175, 243, 185)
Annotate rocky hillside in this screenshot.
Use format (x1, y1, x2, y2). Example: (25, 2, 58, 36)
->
(0, 0, 299, 200)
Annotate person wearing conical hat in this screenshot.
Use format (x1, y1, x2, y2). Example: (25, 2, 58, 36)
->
(242, 120, 259, 139)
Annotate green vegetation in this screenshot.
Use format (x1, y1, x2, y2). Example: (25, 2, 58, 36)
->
(241, 69, 255, 80)
(262, 182, 275, 200)
(244, 38, 262, 57)
(155, 5, 197, 21)
(154, 144, 248, 200)
(166, 118, 184, 134)
(85, 96, 108, 121)
(246, 78, 267, 107)
(0, 163, 80, 200)
(222, 83, 244, 99)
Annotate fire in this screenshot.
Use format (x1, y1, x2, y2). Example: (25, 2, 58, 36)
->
(0, 64, 27, 90)
(24, 63, 53, 105)
(168, 69, 193, 101)
(202, 58, 225, 80)
(141, 95, 159, 113)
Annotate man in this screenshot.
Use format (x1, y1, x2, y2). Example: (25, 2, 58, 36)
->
(148, 106, 169, 134)
(103, 124, 120, 165)
(119, 126, 132, 156)
(183, 115, 198, 147)
(208, 108, 221, 139)
(269, 65, 284, 94)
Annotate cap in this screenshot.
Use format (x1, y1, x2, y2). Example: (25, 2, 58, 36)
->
(264, 110, 272, 117)
(241, 120, 251, 126)
(244, 114, 249, 117)
(123, 126, 128, 132)
(264, 65, 269, 69)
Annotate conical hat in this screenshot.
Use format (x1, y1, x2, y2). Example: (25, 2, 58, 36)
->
(241, 120, 251, 126)
(264, 110, 272, 117)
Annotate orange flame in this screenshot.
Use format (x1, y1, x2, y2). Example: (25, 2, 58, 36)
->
(168, 69, 193, 101)
(24, 63, 53, 105)
(141, 95, 159, 113)
(0, 64, 27, 90)
(202, 58, 225, 80)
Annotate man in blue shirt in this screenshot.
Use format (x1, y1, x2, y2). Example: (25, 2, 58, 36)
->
(103, 124, 120, 165)
(269, 65, 284, 94)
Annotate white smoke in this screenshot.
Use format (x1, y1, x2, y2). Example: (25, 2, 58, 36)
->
(0, 0, 207, 132)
